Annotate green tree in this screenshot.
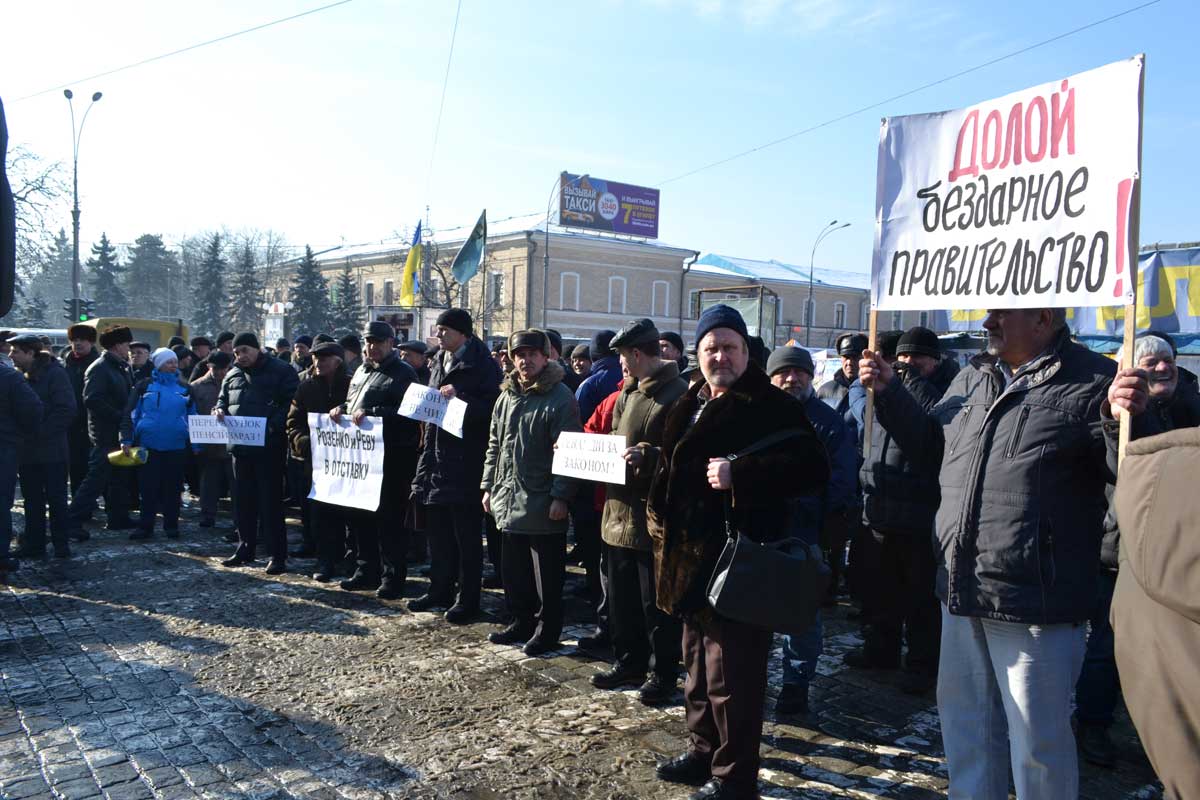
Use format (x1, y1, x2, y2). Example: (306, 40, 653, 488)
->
(329, 260, 364, 334)
(86, 233, 126, 316)
(226, 243, 264, 333)
(192, 233, 228, 336)
(122, 234, 174, 319)
(37, 228, 75, 307)
(287, 245, 331, 336)
(22, 291, 50, 327)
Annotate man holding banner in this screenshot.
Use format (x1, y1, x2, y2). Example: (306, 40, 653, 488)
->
(411, 308, 501, 622)
(864, 56, 1146, 798)
(333, 320, 420, 600)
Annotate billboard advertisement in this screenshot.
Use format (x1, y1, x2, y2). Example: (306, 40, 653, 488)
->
(558, 173, 660, 239)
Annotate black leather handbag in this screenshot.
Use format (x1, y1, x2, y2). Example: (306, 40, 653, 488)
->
(705, 429, 831, 635)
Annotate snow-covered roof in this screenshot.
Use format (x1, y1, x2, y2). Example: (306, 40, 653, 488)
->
(299, 212, 695, 268)
(693, 253, 870, 291)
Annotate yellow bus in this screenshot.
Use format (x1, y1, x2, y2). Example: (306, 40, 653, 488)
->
(79, 318, 189, 349)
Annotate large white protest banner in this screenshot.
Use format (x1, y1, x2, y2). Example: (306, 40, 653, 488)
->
(307, 414, 386, 511)
(872, 56, 1143, 312)
(397, 383, 467, 438)
(552, 432, 627, 485)
(187, 415, 267, 446)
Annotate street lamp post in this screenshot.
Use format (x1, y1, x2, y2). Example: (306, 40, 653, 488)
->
(64, 89, 103, 305)
(542, 172, 588, 329)
(804, 219, 851, 346)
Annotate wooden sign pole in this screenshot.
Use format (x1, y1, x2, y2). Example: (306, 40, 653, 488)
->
(1117, 55, 1146, 470)
(862, 309, 879, 461)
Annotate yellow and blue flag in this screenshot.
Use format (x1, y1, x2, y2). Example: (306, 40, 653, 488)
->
(399, 222, 422, 307)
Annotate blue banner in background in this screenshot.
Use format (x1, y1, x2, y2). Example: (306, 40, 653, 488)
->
(931, 248, 1200, 335)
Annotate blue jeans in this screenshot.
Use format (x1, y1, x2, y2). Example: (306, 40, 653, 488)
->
(1074, 569, 1119, 727)
(937, 606, 1087, 800)
(0, 456, 16, 559)
(138, 449, 187, 533)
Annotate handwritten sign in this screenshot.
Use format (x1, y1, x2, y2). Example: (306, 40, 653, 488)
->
(397, 383, 467, 438)
(307, 413, 386, 511)
(872, 56, 1143, 311)
(552, 432, 627, 485)
(187, 415, 267, 446)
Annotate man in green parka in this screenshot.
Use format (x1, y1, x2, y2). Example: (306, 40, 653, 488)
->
(482, 329, 581, 656)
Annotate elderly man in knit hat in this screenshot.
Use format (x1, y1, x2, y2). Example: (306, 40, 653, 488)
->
(62, 322, 100, 497)
(410, 308, 502, 621)
(216, 332, 300, 573)
(1073, 330, 1200, 767)
(129, 341, 153, 382)
(648, 305, 829, 799)
(482, 329, 581, 655)
(397, 340, 431, 385)
(766, 345, 858, 715)
(848, 327, 958, 696)
(66, 325, 138, 539)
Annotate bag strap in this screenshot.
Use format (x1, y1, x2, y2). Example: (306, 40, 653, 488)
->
(727, 428, 808, 461)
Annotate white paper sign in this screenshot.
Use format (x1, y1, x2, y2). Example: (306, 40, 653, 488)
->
(187, 415, 267, 446)
(552, 432, 627, 485)
(307, 413, 386, 511)
(397, 383, 467, 438)
(872, 56, 1143, 311)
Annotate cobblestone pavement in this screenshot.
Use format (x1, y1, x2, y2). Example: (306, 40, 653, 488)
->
(1, 499, 1164, 799)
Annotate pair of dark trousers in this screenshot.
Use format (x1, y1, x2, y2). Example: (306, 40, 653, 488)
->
(485, 512, 503, 570)
(350, 454, 414, 586)
(859, 528, 941, 671)
(1074, 569, 1119, 726)
(287, 457, 314, 550)
(569, 490, 604, 608)
(18, 461, 70, 553)
(198, 457, 234, 521)
(608, 544, 680, 678)
(502, 531, 566, 643)
(425, 501, 483, 609)
(683, 613, 773, 793)
(68, 442, 133, 525)
(0, 458, 16, 558)
(312, 499, 351, 567)
(232, 449, 286, 562)
(67, 426, 90, 496)
(138, 449, 187, 533)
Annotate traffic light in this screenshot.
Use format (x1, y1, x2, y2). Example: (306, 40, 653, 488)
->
(80, 298, 95, 321)
(63, 298, 79, 322)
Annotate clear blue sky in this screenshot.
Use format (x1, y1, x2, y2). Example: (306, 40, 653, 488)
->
(2, 0, 1194, 274)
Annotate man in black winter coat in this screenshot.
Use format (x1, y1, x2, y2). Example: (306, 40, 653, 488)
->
(0, 359, 43, 574)
(11, 335, 77, 559)
(62, 323, 99, 496)
(332, 321, 420, 600)
(67, 325, 137, 537)
(411, 308, 501, 621)
(848, 327, 957, 694)
(216, 332, 300, 574)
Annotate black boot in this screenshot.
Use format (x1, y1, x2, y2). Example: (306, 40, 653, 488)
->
(590, 664, 646, 690)
(488, 623, 533, 645)
(340, 572, 380, 591)
(656, 751, 711, 785)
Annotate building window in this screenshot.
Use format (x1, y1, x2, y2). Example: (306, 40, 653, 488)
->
(365, 282, 375, 307)
(489, 272, 504, 308)
(891, 310, 903, 330)
(651, 281, 670, 317)
(608, 276, 627, 314)
(688, 290, 702, 319)
(834, 303, 846, 328)
(919, 311, 929, 327)
(560, 272, 580, 311)
(383, 280, 394, 306)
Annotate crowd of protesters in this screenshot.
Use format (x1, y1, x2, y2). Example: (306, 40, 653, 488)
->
(0, 300, 1195, 800)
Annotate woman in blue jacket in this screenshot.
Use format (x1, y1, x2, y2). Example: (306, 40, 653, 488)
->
(120, 348, 197, 540)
